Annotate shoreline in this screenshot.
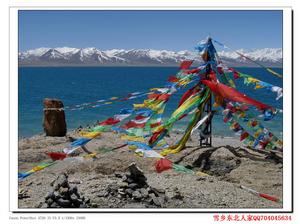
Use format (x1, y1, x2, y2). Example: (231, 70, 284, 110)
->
(18, 122, 242, 140)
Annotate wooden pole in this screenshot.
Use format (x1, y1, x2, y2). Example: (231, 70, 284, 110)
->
(200, 37, 213, 147)
(43, 98, 67, 137)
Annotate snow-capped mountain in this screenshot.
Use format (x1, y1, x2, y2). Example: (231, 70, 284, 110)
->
(217, 48, 282, 67)
(19, 47, 282, 67)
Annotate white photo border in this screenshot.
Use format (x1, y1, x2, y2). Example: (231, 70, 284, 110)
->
(9, 6, 293, 213)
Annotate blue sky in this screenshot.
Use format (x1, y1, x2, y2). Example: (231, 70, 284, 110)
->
(19, 10, 282, 52)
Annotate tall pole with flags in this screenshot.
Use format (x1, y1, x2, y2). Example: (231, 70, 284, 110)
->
(199, 37, 213, 147)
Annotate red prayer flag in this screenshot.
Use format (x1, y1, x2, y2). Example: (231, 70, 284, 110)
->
(150, 122, 161, 128)
(179, 113, 188, 120)
(157, 94, 171, 101)
(148, 93, 170, 101)
(226, 103, 238, 113)
(178, 86, 200, 107)
(251, 120, 258, 127)
(122, 121, 145, 129)
(208, 71, 217, 82)
(120, 97, 129, 101)
(240, 132, 249, 141)
(46, 152, 67, 161)
(149, 129, 165, 145)
(217, 66, 224, 74)
(135, 115, 148, 120)
(184, 68, 200, 74)
(259, 141, 270, 149)
(229, 68, 240, 79)
(155, 158, 173, 173)
(223, 112, 232, 123)
(148, 93, 160, 99)
(168, 76, 179, 83)
(99, 117, 120, 125)
(180, 60, 193, 70)
(201, 80, 272, 110)
(259, 193, 279, 202)
(233, 72, 240, 79)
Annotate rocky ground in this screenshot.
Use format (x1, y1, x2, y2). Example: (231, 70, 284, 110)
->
(18, 131, 283, 209)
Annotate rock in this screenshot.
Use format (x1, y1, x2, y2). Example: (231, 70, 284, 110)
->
(70, 193, 78, 202)
(72, 199, 81, 207)
(139, 188, 149, 198)
(152, 196, 164, 207)
(53, 191, 61, 199)
(107, 184, 119, 193)
(172, 187, 184, 200)
(127, 163, 144, 176)
(97, 190, 109, 198)
(118, 182, 129, 188)
(151, 187, 165, 195)
(45, 191, 55, 200)
(56, 173, 69, 188)
(118, 188, 126, 195)
(69, 185, 78, 194)
(149, 193, 156, 200)
(18, 188, 29, 199)
(132, 191, 142, 200)
(50, 202, 59, 208)
(196, 177, 206, 181)
(57, 198, 71, 207)
(43, 98, 67, 137)
(69, 179, 82, 184)
(126, 178, 134, 184)
(128, 183, 138, 189)
(50, 179, 56, 187)
(117, 194, 122, 199)
(90, 203, 98, 208)
(59, 187, 69, 196)
(46, 198, 54, 206)
(172, 191, 184, 200)
(41, 203, 48, 208)
(125, 188, 134, 195)
(127, 163, 147, 186)
(35, 202, 44, 208)
(53, 183, 60, 191)
(114, 172, 123, 178)
(122, 175, 128, 182)
(25, 181, 33, 187)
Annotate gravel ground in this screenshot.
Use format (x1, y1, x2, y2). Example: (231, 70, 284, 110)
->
(18, 131, 283, 209)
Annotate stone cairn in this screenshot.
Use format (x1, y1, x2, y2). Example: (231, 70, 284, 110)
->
(42, 173, 90, 208)
(98, 163, 168, 207)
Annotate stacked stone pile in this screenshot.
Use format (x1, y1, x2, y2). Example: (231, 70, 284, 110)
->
(98, 163, 168, 207)
(42, 173, 90, 208)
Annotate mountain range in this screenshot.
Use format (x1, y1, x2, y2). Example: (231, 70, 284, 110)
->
(18, 47, 283, 67)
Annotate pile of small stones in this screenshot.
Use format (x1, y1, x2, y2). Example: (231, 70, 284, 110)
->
(42, 173, 91, 208)
(98, 163, 168, 208)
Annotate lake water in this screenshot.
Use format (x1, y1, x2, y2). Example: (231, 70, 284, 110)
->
(18, 66, 283, 139)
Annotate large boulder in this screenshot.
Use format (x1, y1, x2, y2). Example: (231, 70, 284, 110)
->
(43, 98, 67, 136)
